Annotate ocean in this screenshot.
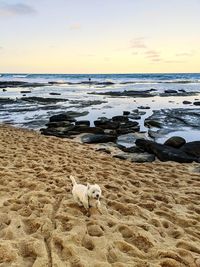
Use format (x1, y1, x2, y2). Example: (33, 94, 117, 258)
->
(1, 72, 200, 84)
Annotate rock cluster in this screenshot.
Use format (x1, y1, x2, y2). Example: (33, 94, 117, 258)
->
(40, 110, 200, 163)
(136, 139, 200, 163)
(40, 112, 140, 142)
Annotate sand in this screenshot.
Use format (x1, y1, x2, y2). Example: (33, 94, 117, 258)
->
(0, 125, 200, 267)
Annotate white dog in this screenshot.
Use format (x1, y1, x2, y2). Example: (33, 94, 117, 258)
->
(69, 175, 102, 213)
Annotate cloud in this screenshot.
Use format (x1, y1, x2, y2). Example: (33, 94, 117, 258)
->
(0, 3, 36, 17)
(145, 50, 159, 56)
(130, 38, 162, 61)
(130, 37, 147, 49)
(176, 51, 194, 57)
(69, 23, 81, 30)
(144, 49, 162, 62)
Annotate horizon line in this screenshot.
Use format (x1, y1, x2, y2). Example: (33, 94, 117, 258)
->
(1, 72, 200, 75)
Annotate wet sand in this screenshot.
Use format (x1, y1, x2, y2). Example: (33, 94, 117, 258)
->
(0, 125, 200, 267)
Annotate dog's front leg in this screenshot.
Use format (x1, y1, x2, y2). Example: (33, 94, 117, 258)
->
(96, 200, 102, 214)
(83, 200, 89, 211)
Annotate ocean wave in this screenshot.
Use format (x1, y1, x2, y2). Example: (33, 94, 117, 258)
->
(12, 75, 28, 78)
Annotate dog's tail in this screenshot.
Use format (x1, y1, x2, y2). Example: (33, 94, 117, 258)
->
(69, 175, 77, 186)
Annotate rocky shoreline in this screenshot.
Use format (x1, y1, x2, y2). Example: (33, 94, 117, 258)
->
(40, 110, 200, 164)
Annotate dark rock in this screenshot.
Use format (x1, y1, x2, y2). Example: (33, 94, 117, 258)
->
(0, 98, 16, 104)
(55, 125, 75, 132)
(160, 91, 198, 97)
(193, 101, 200, 106)
(75, 120, 90, 126)
(144, 119, 162, 128)
(97, 81, 115, 86)
(104, 129, 117, 135)
(49, 111, 88, 123)
(128, 115, 141, 120)
(123, 111, 130, 115)
(48, 81, 66, 85)
(120, 146, 145, 153)
(180, 141, 200, 158)
(89, 89, 157, 98)
(148, 129, 164, 139)
(49, 92, 61, 95)
(117, 121, 140, 135)
(46, 121, 73, 128)
(49, 114, 76, 123)
(73, 126, 104, 134)
(40, 128, 72, 138)
(183, 101, 192, 104)
(20, 90, 31, 94)
(135, 139, 198, 163)
(164, 136, 186, 148)
(137, 106, 151, 110)
(112, 116, 129, 122)
(178, 89, 186, 92)
(131, 109, 147, 115)
(165, 90, 177, 94)
(64, 111, 89, 118)
(117, 127, 140, 135)
(21, 97, 67, 104)
(94, 119, 119, 129)
(119, 121, 139, 128)
(81, 134, 117, 144)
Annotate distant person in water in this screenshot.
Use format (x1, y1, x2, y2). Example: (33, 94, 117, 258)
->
(88, 77, 91, 83)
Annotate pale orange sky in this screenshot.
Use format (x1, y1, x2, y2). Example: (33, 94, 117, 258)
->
(0, 0, 200, 73)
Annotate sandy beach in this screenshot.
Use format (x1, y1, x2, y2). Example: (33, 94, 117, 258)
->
(0, 124, 200, 267)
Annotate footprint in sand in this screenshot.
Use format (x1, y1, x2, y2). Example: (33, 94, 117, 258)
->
(87, 223, 104, 237)
(118, 225, 154, 253)
(53, 237, 85, 266)
(0, 243, 17, 263)
(22, 218, 41, 235)
(107, 200, 139, 216)
(81, 234, 95, 250)
(159, 249, 197, 267)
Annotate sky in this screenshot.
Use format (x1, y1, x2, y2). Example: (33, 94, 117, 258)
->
(0, 0, 200, 73)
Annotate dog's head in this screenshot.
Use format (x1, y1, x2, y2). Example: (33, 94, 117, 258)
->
(87, 183, 101, 200)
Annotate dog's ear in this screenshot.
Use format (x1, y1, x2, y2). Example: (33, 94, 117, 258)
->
(87, 183, 90, 190)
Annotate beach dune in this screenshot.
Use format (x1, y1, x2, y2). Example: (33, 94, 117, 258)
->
(0, 125, 200, 267)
